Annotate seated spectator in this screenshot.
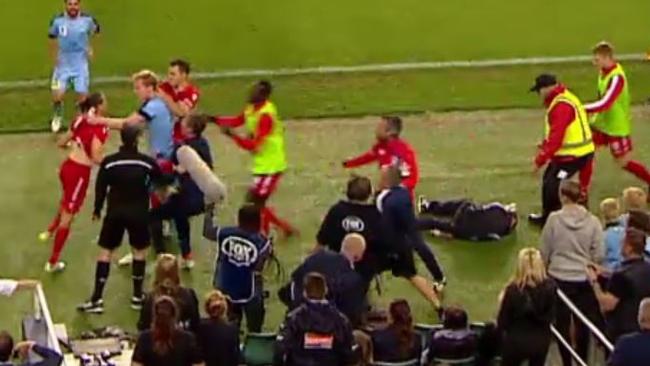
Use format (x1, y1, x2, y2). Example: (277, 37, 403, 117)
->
(430, 306, 478, 362)
(600, 198, 625, 271)
(197, 290, 240, 366)
(608, 298, 650, 366)
(279, 234, 368, 327)
(273, 272, 355, 366)
(0, 332, 62, 366)
(370, 299, 421, 363)
(132, 296, 204, 366)
(497, 248, 556, 366)
(203, 204, 271, 332)
(588, 228, 650, 342)
(540, 180, 604, 366)
(417, 197, 517, 241)
(626, 209, 650, 255)
(0, 278, 39, 297)
(316, 175, 387, 287)
(620, 187, 647, 221)
(138, 254, 200, 334)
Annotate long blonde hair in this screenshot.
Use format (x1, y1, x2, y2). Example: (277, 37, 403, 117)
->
(153, 254, 181, 299)
(511, 248, 547, 289)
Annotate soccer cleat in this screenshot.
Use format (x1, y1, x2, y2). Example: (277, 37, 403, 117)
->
(50, 116, 63, 133)
(130, 296, 145, 310)
(181, 258, 195, 271)
(77, 299, 104, 314)
(38, 231, 51, 242)
(117, 253, 133, 267)
(433, 277, 447, 295)
(527, 213, 545, 226)
(44, 261, 66, 273)
(417, 195, 428, 214)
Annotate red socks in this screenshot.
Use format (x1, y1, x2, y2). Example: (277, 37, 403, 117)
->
(624, 160, 650, 184)
(261, 206, 294, 236)
(47, 211, 61, 233)
(579, 159, 594, 194)
(49, 227, 70, 264)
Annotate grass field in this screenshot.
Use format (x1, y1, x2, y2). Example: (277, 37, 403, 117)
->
(1, 0, 650, 342)
(1, 107, 650, 337)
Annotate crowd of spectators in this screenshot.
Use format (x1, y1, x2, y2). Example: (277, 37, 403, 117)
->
(4, 177, 650, 366)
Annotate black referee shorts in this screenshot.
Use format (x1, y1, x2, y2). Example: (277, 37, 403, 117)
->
(98, 215, 150, 251)
(381, 249, 417, 279)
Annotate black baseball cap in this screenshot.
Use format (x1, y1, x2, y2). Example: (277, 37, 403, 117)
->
(529, 74, 558, 92)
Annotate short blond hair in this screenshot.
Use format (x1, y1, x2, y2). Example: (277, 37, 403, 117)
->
(592, 41, 614, 57)
(511, 247, 547, 289)
(639, 298, 650, 330)
(600, 198, 621, 223)
(204, 290, 228, 321)
(623, 187, 647, 211)
(132, 69, 159, 89)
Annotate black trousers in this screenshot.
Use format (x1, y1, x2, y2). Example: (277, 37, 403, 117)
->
(228, 276, 265, 333)
(500, 333, 551, 366)
(554, 279, 605, 366)
(150, 193, 204, 256)
(541, 154, 593, 221)
(417, 199, 471, 234)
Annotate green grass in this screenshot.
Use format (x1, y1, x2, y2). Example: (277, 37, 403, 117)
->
(1, 0, 648, 80)
(1, 107, 649, 337)
(1, 61, 650, 132)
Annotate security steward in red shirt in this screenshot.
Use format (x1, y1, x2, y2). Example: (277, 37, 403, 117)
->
(528, 74, 595, 226)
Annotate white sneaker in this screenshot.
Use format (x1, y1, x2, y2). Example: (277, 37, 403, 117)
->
(50, 116, 63, 133)
(44, 261, 66, 273)
(118, 253, 133, 266)
(38, 231, 51, 242)
(181, 258, 195, 270)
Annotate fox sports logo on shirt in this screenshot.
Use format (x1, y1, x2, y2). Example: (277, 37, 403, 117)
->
(221, 237, 259, 267)
(342, 216, 365, 232)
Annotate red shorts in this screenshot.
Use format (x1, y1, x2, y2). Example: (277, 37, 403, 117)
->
(59, 159, 91, 214)
(592, 130, 633, 158)
(250, 174, 283, 199)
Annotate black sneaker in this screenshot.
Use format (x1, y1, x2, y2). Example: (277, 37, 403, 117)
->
(528, 213, 545, 226)
(77, 299, 104, 314)
(131, 296, 145, 310)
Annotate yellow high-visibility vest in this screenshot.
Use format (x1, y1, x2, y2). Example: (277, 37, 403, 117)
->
(544, 90, 595, 158)
(244, 101, 287, 174)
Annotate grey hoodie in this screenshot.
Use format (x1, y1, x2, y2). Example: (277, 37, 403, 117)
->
(541, 204, 605, 282)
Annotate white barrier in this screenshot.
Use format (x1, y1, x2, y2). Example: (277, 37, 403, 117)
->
(557, 288, 614, 352)
(550, 325, 588, 366)
(33, 284, 66, 365)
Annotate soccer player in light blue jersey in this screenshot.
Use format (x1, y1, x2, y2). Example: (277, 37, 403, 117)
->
(90, 70, 174, 161)
(48, 0, 100, 133)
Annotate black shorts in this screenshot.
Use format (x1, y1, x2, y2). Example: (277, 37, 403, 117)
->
(381, 249, 417, 278)
(98, 215, 150, 250)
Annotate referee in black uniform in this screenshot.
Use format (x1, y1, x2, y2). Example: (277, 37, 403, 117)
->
(78, 125, 163, 314)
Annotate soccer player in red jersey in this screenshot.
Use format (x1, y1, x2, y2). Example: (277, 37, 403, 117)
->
(158, 59, 200, 144)
(343, 116, 419, 201)
(39, 93, 109, 273)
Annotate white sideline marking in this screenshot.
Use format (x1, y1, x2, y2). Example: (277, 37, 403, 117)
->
(0, 53, 645, 90)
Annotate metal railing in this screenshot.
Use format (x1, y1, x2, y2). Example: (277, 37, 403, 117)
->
(550, 288, 614, 366)
(33, 284, 66, 365)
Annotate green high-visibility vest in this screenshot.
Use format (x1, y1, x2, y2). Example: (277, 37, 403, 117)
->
(545, 89, 595, 158)
(244, 101, 287, 174)
(591, 63, 631, 136)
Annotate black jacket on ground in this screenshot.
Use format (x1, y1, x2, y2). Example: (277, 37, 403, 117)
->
(273, 300, 355, 366)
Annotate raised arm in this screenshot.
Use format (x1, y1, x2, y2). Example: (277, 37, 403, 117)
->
(342, 148, 378, 168)
(226, 113, 273, 152)
(584, 75, 624, 114)
(214, 114, 245, 128)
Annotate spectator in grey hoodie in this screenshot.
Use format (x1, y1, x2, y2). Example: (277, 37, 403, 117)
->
(540, 180, 605, 366)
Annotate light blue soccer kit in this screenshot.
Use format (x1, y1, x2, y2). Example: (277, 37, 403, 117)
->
(48, 12, 99, 94)
(138, 97, 175, 159)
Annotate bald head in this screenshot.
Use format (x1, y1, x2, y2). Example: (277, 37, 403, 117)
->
(639, 298, 650, 330)
(340, 233, 366, 263)
(380, 165, 402, 190)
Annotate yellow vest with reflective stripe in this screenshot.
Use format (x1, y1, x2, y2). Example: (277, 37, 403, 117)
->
(544, 90, 595, 158)
(244, 101, 287, 174)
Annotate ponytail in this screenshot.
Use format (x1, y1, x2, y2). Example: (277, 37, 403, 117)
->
(388, 299, 415, 358)
(78, 92, 104, 114)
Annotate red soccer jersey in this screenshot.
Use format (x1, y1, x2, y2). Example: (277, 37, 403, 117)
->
(70, 115, 109, 158)
(160, 82, 201, 143)
(344, 138, 419, 190)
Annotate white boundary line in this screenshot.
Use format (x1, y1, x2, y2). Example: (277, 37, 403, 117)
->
(0, 53, 645, 90)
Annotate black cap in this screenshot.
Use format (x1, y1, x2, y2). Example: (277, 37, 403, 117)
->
(529, 74, 558, 92)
